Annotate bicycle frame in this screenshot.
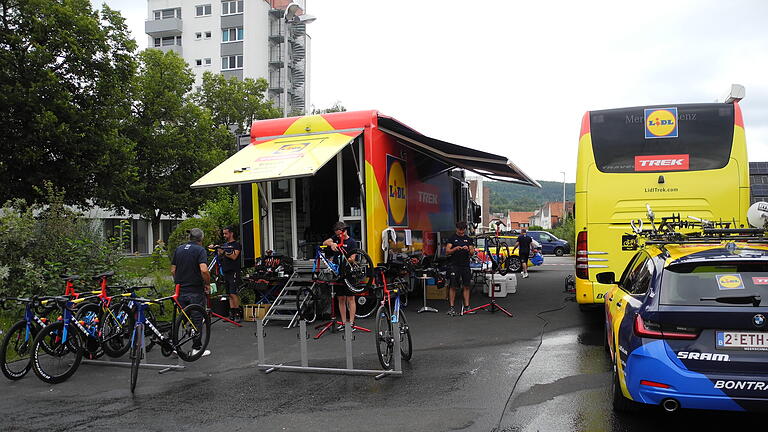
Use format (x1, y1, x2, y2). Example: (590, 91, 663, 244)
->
(312, 245, 340, 279)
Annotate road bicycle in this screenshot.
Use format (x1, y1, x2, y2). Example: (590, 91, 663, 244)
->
(126, 286, 210, 393)
(0, 295, 58, 380)
(311, 244, 373, 293)
(373, 265, 413, 370)
(477, 219, 516, 275)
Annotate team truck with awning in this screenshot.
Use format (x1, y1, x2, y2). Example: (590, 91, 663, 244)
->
(192, 110, 538, 266)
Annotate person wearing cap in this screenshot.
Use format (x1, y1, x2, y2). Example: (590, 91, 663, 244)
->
(323, 221, 359, 331)
(445, 220, 475, 316)
(170, 228, 211, 357)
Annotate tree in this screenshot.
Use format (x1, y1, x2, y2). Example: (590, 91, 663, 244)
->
(312, 101, 347, 114)
(193, 71, 281, 140)
(118, 49, 230, 242)
(0, 0, 137, 205)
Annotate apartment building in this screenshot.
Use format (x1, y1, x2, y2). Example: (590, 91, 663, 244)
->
(145, 0, 311, 114)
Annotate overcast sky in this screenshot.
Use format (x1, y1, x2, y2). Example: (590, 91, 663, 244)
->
(92, 0, 768, 182)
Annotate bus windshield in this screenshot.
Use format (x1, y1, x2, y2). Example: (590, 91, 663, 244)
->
(590, 103, 734, 173)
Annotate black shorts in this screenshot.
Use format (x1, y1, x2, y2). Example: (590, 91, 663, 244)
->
(519, 251, 530, 262)
(335, 280, 357, 297)
(223, 272, 241, 294)
(449, 267, 472, 288)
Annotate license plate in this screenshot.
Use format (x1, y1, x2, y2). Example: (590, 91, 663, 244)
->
(716, 331, 768, 350)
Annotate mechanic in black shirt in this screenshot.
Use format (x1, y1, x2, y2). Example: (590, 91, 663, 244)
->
(323, 221, 359, 330)
(512, 228, 532, 278)
(171, 228, 211, 357)
(217, 226, 243, 322)
(445, 221, 475, 316)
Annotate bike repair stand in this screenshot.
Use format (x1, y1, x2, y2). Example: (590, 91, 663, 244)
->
(314, 283, 370, 339)
(256, 319, 401, 379)
(416, 275, 438, 313)
(207, 295, 243, 328)
(464, 270, 513, 317)
(82, 332, 185, 374)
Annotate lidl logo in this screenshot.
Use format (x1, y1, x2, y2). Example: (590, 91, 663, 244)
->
(275, 142, 308, 153)
(387, 155, 407, 226)
(645, 107, 678, 139)
(717, 274, 744, 290)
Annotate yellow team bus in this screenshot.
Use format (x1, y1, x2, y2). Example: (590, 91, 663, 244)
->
(574, 96, 750, 309)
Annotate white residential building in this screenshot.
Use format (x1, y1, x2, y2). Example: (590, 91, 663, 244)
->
(145, 0, 312, 114)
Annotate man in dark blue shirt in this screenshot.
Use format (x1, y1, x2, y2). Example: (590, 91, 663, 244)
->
(171, 228, 211, 356)
(445, 221, 475, 316)
(217, 226, 242, 322)
(512, 228, 533, 278)
(323, 221, 359, 330)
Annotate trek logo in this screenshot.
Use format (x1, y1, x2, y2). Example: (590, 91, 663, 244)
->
(634, 154, 689, 171)
(644, 107, 678, 138)
(714, 380, 768, 391)
(677, 352, 730, 361)
(387, 155, 408, 226)
(753, 277, 768, 285)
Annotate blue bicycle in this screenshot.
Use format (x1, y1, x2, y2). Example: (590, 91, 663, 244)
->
(374, 265, 413, 370)
(0, 296, 57, 380)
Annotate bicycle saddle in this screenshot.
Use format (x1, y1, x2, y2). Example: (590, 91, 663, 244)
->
(92, 270, 115, 280)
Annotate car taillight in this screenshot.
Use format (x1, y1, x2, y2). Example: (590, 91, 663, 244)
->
(634, 314, 698, 340)
(576, 231, 588, 279)
(640, 380, 670, 389)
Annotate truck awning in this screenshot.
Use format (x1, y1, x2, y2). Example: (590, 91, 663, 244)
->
(191, 129, 362, 188)
(377, 117, 540, 187)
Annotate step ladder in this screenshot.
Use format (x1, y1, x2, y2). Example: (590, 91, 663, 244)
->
(261, 259, 315, 328)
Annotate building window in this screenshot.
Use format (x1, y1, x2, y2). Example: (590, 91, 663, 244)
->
(153, 37, 161, 47)
(221, 55, 243, 70)
(195, 32, 202, 40)
(204, 31, 212, 39)
(195, 59, 203, 66)
(195, 4, 212, 16)
(158, 36, 182, 47)
(154, 8, 180, 20)
(222, 27, 244, 42)
(221, 0, 244, 15)
(204, 58, 212, 66)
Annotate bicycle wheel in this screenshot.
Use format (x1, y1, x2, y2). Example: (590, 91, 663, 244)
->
(130, 323, 143, 393)
(102, 301, 135, 358)
(74, 304, 103, 359)
(398, 310, 413, 361)
(173, 304, 210, 362)
(375, 305, 393, 369)
(354, 289, 378, 319)
(31, 322, 84, 384)
(1, 320, 33, 380)
(343, 248, 374, 294)
(296, 287, 317, 323)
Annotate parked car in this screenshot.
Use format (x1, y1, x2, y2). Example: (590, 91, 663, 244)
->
(528, 231, 570, 256)
(473, 235, 543, 272)
(603, 238, 768, 413)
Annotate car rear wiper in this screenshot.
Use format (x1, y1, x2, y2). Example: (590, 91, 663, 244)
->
(699, 294, 762, 307)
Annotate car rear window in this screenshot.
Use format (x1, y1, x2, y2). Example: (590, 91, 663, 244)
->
(590, 103, 734, 173)
(660, 261, 768, 306)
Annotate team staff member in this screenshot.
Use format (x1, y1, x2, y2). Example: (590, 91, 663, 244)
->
(171, 228, 211, 357)
(323, 221, 359, 331)
(445, 221, 475, 316)
(512, 228, 532, 278)
(217, 226, 242, 322)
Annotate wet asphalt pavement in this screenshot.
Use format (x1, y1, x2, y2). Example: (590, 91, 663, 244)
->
(0, 256, 760, 431)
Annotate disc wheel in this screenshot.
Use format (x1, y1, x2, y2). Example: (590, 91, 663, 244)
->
(343, 248, 374, 294)
(173, 304, 210, 362)
(398, 310, 412, 361)
(31, 322, 84, 384)
(375, 305, 393, 370)
(0, 320, 33, 380)
(354, 290, 378, 319)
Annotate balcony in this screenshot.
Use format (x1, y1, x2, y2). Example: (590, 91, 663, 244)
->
(153, 45, 183, 56)
(145, 18, 183, 37)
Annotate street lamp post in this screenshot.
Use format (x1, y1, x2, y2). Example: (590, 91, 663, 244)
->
(560, 171, 566, 224)
(282, 3, 316, 117)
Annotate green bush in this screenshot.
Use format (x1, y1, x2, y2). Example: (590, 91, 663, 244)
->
(166, 217, 220, 260)
(200, 187, 239, 231)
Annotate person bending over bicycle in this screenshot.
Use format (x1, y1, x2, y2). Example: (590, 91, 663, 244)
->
(171, 228, 212, 357)
(323, 221, 359, 331)
(445, 221, 475, 316)
(210, 226, 242, 322)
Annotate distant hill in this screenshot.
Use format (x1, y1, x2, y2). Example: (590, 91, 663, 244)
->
(487, 180, 574, 212)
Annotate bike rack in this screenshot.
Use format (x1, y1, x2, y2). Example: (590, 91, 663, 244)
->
(82, 336, 185, 374)
(256, 319, 402, 380)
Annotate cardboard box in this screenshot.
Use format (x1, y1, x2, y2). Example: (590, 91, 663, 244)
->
(426, 284, 447, 300)
(243, 304, 271, 321)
